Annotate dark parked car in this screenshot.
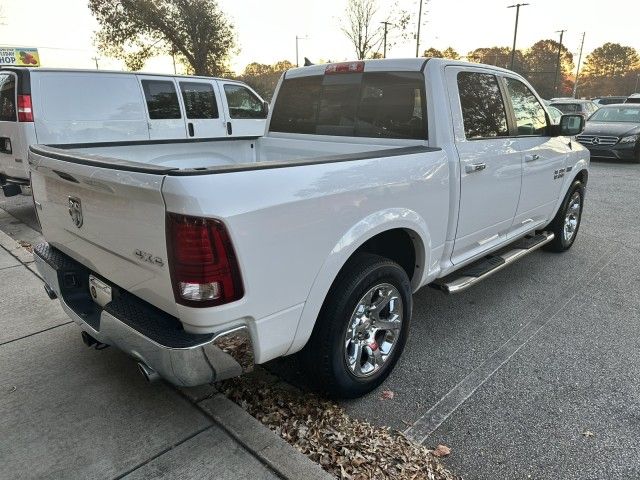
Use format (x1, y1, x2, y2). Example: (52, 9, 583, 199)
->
(592, 96, 627, 106)
(576, 104, 640, 162)
(625, 93, 640, 104)
(550, 99, 599, 118)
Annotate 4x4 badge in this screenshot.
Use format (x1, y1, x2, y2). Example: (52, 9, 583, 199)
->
(68, 196, 83, 228)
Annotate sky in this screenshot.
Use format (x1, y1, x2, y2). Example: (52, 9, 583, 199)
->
(0, 0, 638, 74)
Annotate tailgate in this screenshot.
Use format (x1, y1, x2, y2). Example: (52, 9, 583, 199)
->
(29, 148, 176, 316)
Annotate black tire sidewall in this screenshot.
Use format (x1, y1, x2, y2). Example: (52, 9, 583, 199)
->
(314, 255, 412, 397)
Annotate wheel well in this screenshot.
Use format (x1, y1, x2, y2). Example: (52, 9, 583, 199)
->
(575, 169, 588, 186)
(353, 229, 418, 282)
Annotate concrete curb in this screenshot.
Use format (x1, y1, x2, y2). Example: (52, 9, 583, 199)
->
(199, 394, 334, 480)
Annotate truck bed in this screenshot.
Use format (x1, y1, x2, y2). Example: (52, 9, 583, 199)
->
(30, 136, 433, 174)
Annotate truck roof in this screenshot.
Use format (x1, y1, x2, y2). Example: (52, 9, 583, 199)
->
(284, 57, 520, 79)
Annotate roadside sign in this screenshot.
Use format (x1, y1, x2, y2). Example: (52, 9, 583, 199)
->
(0, 48, 40, 67)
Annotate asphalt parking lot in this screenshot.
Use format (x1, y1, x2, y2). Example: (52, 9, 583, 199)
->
(2, 159, 639, 479)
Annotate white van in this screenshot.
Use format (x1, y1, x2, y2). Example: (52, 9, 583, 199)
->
(0, 67, 268, 196)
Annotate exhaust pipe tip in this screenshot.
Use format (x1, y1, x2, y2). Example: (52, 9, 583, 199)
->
(137, 362, 161, 383)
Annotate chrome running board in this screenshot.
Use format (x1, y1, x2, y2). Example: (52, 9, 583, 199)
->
(432, 232, 555, 294)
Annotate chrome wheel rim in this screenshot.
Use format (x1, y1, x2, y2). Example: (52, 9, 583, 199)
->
(563, 192, 581, 242)
(343, 283, 403, 378)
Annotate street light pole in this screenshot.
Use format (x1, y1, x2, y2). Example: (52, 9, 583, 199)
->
(381, 21, 391, 58)
(572, 32, 585, 98)
(507, 3, 529, 71)
(91, 56, 99, 70)
(415, 0, 424, 57)
(553, 29, 566, 96)
(295, 35, 308, 67)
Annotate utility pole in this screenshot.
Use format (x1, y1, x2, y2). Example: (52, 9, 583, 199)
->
(572, 32, 585, 98)
(381, 21, 391, 58)
(295, 35, 308, 67)
(415, 0, 424, 57)
(507, 3, 529, 71)
(635, 74, 640, 93)
(553, 29, 566, 96)
(91, 56, 99, 70)
(171, 47, 177, 74)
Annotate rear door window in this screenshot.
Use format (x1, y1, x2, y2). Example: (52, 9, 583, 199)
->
(504, 77, 547, 135)
(179, 82, 218, 119)
(223, 84, 266, 119)
(269, 71, 427, 139)
(141, 80, 181, 119)
(456, 72, 509, 139)
(0, 73, 16, 122)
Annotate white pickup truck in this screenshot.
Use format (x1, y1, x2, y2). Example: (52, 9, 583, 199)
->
(30, 59, 589, 398)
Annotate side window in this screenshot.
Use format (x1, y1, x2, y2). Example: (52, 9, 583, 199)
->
(269, 71, 427, 139)
(179, 82, 218, 119)
(504, 77, 547, 135)
(223, 84, 266, 119)
(141, 80, 181, 119)
(457, 72, 509, 139)
(0, 74, 16, 122)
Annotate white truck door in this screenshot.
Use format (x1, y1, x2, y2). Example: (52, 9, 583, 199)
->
(138, 76, 187, 139)
(218, 82, 267, 137)
(0, 70, 30, 182)
(177, 79, 227, 139)
(501, 76, 567, 234)
(446, 67, 522, 264)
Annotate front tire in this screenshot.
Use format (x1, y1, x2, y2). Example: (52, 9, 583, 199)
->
(300, 253, 412, 398)
(544, 179, 585, 252)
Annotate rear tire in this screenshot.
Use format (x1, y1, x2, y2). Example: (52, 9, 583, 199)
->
(544, 180, 585, 252)
(299, 253, 412, 398)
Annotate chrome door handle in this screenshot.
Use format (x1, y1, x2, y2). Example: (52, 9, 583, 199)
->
(525, 154, 540, 162)
(465, 163, 486, 173)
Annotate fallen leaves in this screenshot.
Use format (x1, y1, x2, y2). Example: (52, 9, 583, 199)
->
(17, 240, 33, 253)
(220, 374, 459, 480)
(431, 444, 451, 458)
(582, 430, 595, 438)
(380, 390, 395, 400)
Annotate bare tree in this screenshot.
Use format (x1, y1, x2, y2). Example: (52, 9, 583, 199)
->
(341, 0, 410, 60)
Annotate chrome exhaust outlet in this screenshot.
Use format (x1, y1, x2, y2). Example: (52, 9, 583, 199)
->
(137, 362, 161, 383)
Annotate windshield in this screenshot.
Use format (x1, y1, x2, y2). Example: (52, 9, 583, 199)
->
(550, 103, 580, 113)
(589, 106, 640, 123)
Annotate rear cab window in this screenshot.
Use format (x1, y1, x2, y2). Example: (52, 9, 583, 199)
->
(0, 73, 16, 122)
(270, 71, 427, 140)
(223, 84, 266, 119)
(141, 80, 181, 119)
(456, 71, 508, 139)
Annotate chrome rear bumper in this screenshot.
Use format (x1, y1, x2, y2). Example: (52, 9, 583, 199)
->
(34, 243, 254, 387)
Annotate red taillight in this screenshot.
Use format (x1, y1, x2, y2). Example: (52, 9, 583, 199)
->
(17, 95, 33, 122)
(325, 61, 365, 74)
(167, 213, 243, 307)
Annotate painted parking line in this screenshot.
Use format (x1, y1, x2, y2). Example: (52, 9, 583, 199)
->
(404, 243, 621, 445)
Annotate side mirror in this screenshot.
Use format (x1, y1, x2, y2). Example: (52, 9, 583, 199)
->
(550, 114, 585, 136)
(262, 100, 269, 116)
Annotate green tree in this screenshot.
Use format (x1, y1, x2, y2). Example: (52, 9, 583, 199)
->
(442, 47, 460, 60)
(577, 43, 640, 97)
(88, 0, 236, 76)
(422, 47, 443, 58)
(467, 46, 525, 70)
(523, 39, 574, 98)
(238, 60, 294, 101)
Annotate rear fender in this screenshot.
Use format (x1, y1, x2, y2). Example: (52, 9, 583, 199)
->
(285, 208, 431, 355)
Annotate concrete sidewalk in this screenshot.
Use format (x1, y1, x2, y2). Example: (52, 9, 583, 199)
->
(0, 233, 330, 479)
